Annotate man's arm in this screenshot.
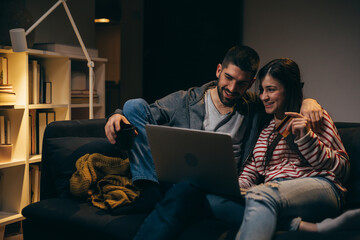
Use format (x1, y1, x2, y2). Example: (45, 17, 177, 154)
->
(300, 98, 323, 132)
(104, 89, 191, 144)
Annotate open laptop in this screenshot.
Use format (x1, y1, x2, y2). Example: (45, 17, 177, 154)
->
(145, 124, 241, 197)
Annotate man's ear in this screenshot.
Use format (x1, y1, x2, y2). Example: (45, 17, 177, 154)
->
(248, 77, 256, 89)
(216, 64, 222, 78)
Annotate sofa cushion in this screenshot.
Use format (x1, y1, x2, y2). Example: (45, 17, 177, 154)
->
(22, 198, 147, 240)
(45, 137, 127, 198)
(338, 127, 360, 208)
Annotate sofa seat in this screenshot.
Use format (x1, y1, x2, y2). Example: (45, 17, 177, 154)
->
(22, 198, 148, 240)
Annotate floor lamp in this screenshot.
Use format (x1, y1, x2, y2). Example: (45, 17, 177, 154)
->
(9, 0, 95, 119)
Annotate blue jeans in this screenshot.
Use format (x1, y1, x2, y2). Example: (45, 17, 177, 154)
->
(122, 99, 158, 183)
(236, 177, 343, 240)
(134, 181, 245, 240)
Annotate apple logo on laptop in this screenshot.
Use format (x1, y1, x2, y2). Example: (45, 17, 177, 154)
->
(184, 153, 198, 167)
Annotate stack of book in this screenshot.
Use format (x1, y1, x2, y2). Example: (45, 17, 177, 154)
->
(0, 57, 16, 106)
(71, 89, 99, 104)
(71, 71, 99, 104)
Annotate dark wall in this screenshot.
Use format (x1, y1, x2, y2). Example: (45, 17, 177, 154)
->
(0, 0, 95, 49)
(119, 0, 144, 107)
(142, 0, 243, 103)
(0, 0, 35, 47)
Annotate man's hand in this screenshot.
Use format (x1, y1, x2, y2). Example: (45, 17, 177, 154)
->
(105, 114, 131, 144)
(285, 112, 311, 140)
(300, 99, 323, 132)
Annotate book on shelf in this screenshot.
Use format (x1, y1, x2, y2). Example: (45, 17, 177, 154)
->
(35, 110, 56, 154)
(44, 82, 52, 104)
(30, 60, 39, 104)
(0, 115, 12, 163)
(47, 111, 56, 124)
(0, 115, 5, 144)
(29, 110, 36, 155)
(0, 115, 11, 145)
(39, 66, 44, 104)
(0, 56, 8, 85)
(29, 60, 52, 104)
(6, 119, 10, 144)
(30, 110, 56, 154)
(37, 112, 46, 154)
(30, 164, 41, 203)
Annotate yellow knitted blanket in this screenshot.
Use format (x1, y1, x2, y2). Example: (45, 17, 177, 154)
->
(70, 153, 140, 210)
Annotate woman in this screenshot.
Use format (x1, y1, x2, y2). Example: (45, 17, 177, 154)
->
(236, 58, 350, 240)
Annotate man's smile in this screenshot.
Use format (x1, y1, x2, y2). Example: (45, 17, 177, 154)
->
(223, 88, 239, 99)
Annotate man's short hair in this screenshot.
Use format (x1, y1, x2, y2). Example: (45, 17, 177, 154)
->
(222, 45, 260, 78)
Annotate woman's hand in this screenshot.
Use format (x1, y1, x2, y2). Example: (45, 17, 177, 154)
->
(104, 114, 132, 144)
(285, 112, 311, 140)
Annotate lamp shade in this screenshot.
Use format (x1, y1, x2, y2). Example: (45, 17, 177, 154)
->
(9, 28, 28, 52)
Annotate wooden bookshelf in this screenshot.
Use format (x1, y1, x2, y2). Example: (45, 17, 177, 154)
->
(0, 48, 106, 228)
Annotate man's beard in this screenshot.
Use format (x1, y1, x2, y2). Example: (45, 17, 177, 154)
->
(217, 85, 238, 107)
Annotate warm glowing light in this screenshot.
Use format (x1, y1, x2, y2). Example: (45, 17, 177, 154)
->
(94, 18, 110, 23)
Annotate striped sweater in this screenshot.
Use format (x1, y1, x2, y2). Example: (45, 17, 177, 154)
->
(238, 110, 350, 193)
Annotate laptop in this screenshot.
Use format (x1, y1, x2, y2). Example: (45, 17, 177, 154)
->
(145, 124, 241, 197)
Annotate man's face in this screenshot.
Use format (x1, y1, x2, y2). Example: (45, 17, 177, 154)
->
(216, 63, 255, 107)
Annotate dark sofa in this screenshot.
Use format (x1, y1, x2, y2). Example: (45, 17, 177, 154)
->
(22, 119, 360, 240)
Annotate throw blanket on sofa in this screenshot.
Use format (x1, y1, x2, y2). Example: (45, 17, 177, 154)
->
(70, 153, 140, 210)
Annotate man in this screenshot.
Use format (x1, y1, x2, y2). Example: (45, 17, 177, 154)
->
(105, 45, 322, 218)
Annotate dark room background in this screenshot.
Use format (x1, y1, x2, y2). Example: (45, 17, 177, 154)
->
(1, 0, 359, 121)
(141, 0, 242, 103)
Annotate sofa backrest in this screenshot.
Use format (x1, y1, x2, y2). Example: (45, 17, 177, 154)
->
(40, 119, 108, 199)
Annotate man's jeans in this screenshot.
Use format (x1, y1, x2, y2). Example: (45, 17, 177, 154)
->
(134, 181, 245, 240)
(236, 177, 343, 240)
(122, 99, 158, 183)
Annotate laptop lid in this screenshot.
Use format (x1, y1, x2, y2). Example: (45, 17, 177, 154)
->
(145, 124, 240, 197)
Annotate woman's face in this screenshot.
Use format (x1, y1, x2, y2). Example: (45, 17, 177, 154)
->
(260, 74, 286, 119)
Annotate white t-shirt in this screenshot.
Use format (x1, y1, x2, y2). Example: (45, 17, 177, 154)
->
(203, 90, 247, 165)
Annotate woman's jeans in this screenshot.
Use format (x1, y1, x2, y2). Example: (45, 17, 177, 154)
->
(236, 177, 343, 240)
(122, 99, 159, 183)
